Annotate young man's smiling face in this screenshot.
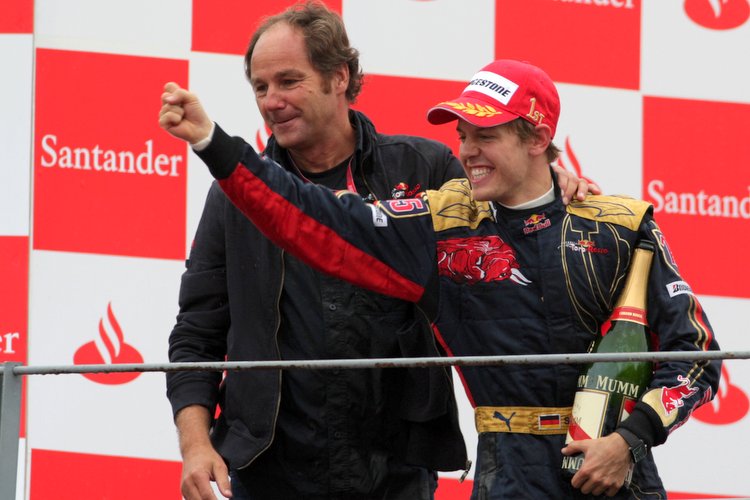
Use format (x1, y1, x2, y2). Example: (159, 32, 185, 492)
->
(457, 120, 535, 204)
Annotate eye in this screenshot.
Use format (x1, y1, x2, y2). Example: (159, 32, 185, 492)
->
(253, 84, 267, 96)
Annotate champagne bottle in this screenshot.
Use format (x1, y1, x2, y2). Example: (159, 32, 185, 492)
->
(561, 240, 655, 478)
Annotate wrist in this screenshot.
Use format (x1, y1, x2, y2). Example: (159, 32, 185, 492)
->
(614, 427, 648, 464)
(191, 121, 216, 151)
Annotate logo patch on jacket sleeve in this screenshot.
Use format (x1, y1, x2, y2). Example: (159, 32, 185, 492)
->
(376, 198, 429, 218)
(368, 204, 388, 227)
(666, 280, 693, 297)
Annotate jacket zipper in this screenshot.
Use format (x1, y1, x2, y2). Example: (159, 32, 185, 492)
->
(358, 155, 379, 202)
(238, 249, 285, 470)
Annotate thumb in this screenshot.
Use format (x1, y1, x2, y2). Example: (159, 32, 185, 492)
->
(164, 81, 180, 94)
(562, 440, 586, 456)
(161, 81, 187, 108)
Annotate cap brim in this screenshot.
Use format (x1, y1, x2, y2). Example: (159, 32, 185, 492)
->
(427, 98, 519, 128)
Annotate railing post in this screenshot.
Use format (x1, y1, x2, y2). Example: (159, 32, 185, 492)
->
(1, 362, 23, 500)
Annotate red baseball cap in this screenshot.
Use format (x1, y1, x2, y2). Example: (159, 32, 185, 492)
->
(427, 59, 560, 138)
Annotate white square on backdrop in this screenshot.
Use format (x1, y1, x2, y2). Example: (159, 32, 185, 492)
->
(343, 0, 495, 81)
(27, 250, 184, 461)
(0, 35, 33, 236)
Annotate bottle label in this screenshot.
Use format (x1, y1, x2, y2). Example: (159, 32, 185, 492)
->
(561, 454, 584, 472)
(565, 389, 607, 444)
(577, 374, 643, 399)
(620, 396, 637, 422)
(610, 306, 647, 325)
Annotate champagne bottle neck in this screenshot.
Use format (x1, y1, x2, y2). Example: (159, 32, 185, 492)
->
(610, 306, 647, 325)
(612, 244, 655, 321)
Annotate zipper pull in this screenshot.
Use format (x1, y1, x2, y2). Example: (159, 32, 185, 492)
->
(459, 459, 473, 482)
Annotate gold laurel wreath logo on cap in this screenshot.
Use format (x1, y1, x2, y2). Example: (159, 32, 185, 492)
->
(441, 101, 501, 118)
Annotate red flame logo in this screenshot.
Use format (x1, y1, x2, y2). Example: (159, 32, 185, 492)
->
(693, 365, 750, 424)
(554, 137, 597, 187)
(255, 123, 272, 153)
(73, 302, 143, 385)
(685, 0, 750, 29)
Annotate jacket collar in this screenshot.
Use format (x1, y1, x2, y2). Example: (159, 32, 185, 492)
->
(262, 109, 377, 178)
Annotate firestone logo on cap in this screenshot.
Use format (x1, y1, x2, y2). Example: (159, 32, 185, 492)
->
(465, 71, 519, 105)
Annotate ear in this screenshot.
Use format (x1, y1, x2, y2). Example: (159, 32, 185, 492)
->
(333, 63, 350, 95)
(528, 124, 552, 157)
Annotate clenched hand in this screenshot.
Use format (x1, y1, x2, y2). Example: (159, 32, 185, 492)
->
(159, 82, 214, 145)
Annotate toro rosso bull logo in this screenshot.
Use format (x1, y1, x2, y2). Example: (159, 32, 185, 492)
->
(437, 236, 531, 285)
(662, 375, 699, 416)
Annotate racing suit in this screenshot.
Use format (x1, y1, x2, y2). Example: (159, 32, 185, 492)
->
(196, 124, 721, 499)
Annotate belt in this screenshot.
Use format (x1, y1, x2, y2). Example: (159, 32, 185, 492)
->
(475, 406, 572, 435)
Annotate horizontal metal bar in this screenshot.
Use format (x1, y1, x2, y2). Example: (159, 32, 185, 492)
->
(9, 350, 749, 376)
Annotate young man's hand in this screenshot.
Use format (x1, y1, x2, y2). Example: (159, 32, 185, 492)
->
(159, 82, 214, 145)
(562, 432, 632, 497)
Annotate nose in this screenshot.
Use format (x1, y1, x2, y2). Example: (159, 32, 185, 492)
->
(459, 137, 479, 162)
(262, 85, 286, 111)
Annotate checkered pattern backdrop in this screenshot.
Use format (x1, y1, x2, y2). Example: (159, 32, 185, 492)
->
(2, 1, 749, 498)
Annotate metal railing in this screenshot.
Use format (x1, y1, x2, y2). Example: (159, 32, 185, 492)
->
(1, 362, 23, 499)
(3, 349, 749, 500)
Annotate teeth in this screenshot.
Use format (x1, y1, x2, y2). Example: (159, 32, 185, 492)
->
(471, 167, 491, 181)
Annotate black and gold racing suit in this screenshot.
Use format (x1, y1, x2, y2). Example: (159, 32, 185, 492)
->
(199, 124, 720, 499)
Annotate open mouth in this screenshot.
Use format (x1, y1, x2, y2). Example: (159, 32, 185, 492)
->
(469, 166, 492, 183)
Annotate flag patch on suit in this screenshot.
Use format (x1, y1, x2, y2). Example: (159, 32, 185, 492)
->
(538, 414, 562, 429)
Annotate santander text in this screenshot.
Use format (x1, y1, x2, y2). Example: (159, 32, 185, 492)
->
(648, 179, 750, 219)
(40, 134, 182, 177)
(0, 332, 20, 354)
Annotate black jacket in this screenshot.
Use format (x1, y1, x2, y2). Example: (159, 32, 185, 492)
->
(167, 110, 468, 473)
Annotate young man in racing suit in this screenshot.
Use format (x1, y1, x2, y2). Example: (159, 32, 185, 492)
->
(160, 59, 721, 499)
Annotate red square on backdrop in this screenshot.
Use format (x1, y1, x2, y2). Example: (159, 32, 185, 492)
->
(33, 49, 189, 260)
(353, 74, 466, 157)
(0, 236, 29, 439)
(192, 0, 342, 55)
(0, 0, 33, 33)
(494, 0, 641, 90)
(643, 96, 750, 299)
(0, 236, 28, 364)
(30, 449, 182, 500)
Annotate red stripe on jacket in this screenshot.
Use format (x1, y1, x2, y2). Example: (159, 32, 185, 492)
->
(431, 323, 476, 408)
(219, 164, 425, 303)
